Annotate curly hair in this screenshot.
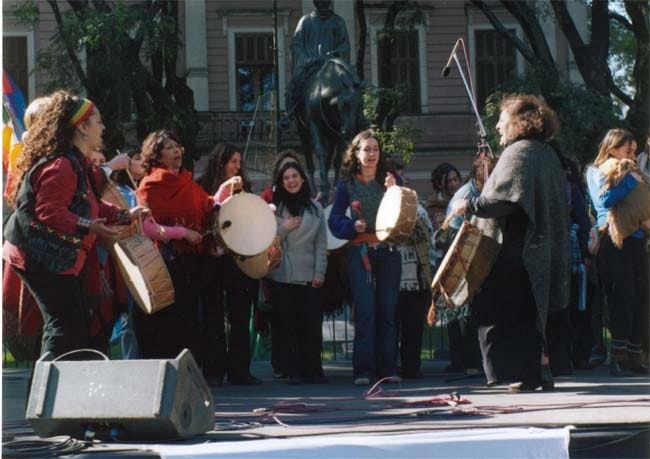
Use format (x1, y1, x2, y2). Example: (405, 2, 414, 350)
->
(272, 161, 317, 216)
(593, 128, 637, 167)
(499, 94, 559, 143)
(339, 129, 390, 183)
(140, 129, 183, 174)
(10, 90, 80, 206)
(198, 143, 251, 194)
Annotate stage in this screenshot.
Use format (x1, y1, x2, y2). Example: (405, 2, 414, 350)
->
(3, 359, 649, 458)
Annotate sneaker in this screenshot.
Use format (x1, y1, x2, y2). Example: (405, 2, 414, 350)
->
(354, 377, 370, 385)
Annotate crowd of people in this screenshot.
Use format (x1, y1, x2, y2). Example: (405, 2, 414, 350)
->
(3, 89, 649, 392)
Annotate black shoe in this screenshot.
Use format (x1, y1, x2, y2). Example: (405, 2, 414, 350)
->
(509, 380, 554, 393)
(229, 375, 263, 385)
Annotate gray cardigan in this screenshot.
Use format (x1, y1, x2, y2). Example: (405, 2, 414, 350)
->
(267, 199, 328, 285)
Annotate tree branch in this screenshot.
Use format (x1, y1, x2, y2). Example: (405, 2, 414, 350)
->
(469, 0, 536, 63)
(48, 0, 89, 89)
(609, 12, 633, 31)
(607, 73, 633, 106)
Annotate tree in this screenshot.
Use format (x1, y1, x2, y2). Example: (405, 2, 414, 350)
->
(471, 0, 649, 159)
(15, 0, 199, 158)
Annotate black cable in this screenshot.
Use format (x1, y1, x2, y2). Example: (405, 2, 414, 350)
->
(2, 437, 88, 458)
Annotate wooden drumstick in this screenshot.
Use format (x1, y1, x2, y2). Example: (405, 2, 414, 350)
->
(116, 149, 138, 189)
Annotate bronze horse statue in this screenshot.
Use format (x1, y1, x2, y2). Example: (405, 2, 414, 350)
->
(295, 58, 366, 198)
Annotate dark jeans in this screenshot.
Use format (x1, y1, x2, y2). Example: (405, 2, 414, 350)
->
(268, 280, 323, 379)
(598, 234, 646, 347)
(347, 244, 401, 379)
(15, 266, 89, 358)
(396, 290, 429, 376)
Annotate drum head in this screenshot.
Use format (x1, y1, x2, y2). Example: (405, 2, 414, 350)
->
(234, 252, 268, 279)
(376, 186, 418, 242)
(323, 204, 350, 251)
(218, 193, 276, 256)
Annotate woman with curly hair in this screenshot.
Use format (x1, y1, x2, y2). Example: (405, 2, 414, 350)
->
(328, 129, 401, 385)
(135, 130, 232, 362)
(452, 94, 570, 392)
(3, 90, 147, 358)
(197, 143, 262, 385)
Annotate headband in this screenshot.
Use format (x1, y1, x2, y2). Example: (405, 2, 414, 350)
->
(69, 98, 95, 128)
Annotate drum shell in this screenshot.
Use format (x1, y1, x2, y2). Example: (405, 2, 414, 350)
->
(233, 236, 282, 279)
(323, 204, 350, 251)
(431, 220, 500, 308)
(112, 234, 175, 314)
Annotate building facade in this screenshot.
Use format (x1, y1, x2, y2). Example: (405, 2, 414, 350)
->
(3, 0, 586, 194)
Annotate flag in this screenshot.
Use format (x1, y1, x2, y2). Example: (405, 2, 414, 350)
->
(2, 70, 27, 137)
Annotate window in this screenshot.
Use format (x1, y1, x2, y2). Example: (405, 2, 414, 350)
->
(3, 36, 29, 100)
(378, 30, 420, 114)
(475, 29, 516, 110)
(235, 34, 274, 112)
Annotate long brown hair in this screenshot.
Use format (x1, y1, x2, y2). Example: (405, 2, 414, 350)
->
(593, 128, 637, 166)
(198, 143, 251, 194)
(340, 129, 390, 183)
(10, 90, 81, 206)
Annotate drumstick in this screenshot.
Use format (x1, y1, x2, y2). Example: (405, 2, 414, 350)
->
(116, 149, 138, 189)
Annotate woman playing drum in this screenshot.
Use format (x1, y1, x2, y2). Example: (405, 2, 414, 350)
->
(198, 143, 262, 386)
(452, 94, 570, 392)
(267, 161, 328, 384)
(3, 90, 148, 358)
(328, 129, 401, 385)
(135, 130, 228, 362)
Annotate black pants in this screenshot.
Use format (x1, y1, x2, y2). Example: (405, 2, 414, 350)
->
(268, 280, 323, 379)
(598, 234, 646, 347)
(15, 266, 89, 359)
(134, 252, 203, 361)
(447, 314, 482, 371)
(472, 267, 542, 385)
(396, 290, 429, 376)
(201, 255, 257, 381)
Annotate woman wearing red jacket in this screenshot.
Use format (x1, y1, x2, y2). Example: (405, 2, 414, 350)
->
(3, 90, 147, 358)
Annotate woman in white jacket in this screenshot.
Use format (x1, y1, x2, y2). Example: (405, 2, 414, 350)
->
(267, 161, 328, 384)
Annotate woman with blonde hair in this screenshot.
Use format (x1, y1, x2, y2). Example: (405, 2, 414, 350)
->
(586, 128, 648, 375)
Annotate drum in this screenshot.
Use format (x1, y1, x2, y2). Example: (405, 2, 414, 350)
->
(234, 236, 282, 279)
(323, 204, 350, 251)
(217, 192, 276, 257)
(375, 186, 418, 245)
(112, 234, 175, 314)
(431, 220, 501, 308)
(101, 181, 137, 239)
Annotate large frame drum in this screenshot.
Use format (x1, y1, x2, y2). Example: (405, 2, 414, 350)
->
(112, 235, 175, 314)
(431, 220, 500, 308)
(375, 186, 418, 245)
(217, 193, 276, 257)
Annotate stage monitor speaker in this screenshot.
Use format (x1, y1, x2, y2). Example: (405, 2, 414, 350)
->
(26, 349, 214, 440)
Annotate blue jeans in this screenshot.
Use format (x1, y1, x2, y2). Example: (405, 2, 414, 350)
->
(346, 244, 401, 379)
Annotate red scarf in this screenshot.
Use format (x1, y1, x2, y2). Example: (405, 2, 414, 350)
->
(137, 167, 213, 252)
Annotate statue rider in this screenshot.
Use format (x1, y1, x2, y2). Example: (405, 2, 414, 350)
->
(281, 0, 350, 127)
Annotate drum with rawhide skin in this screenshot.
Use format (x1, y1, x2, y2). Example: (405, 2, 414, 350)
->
(375, 186, 418, 245)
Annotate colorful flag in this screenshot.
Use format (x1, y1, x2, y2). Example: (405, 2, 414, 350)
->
(2, 70, 27, 137)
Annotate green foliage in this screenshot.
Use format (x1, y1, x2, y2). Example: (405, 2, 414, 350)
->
(363, 85, 421, 164)
(483, 65, 618, 166)
(11, 0, 39, 26)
